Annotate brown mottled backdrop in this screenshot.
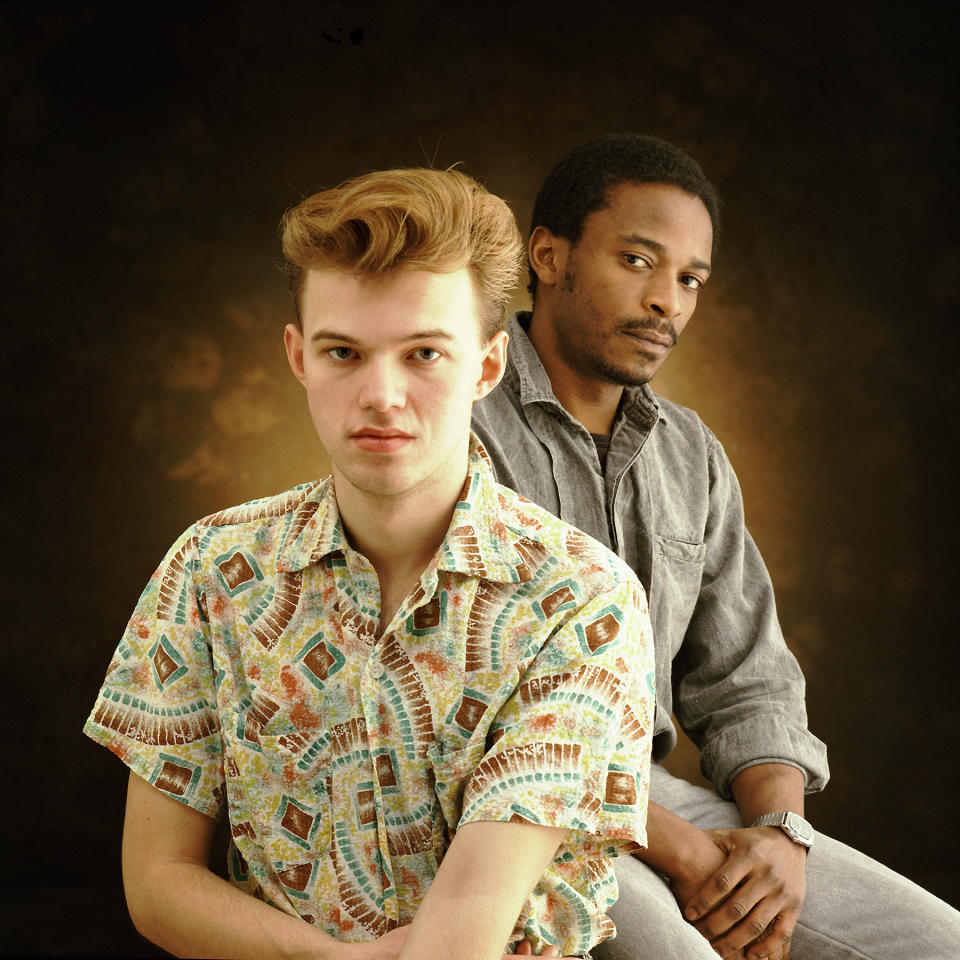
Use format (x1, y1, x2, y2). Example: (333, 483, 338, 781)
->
(2, 1, 956, 953)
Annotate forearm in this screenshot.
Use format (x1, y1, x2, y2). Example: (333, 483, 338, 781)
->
(632, 801, 719, 884)
(730, 762, 805, 825)
(124, 857, 340, 960)
(122, 771, 343, 960)
(398, 820, 566, 960)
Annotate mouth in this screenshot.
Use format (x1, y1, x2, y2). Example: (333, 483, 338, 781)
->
(621, 329, 674, 353)
(350, 427, 415, 453)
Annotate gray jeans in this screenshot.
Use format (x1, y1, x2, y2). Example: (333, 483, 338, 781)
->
(594, 765, 960, 960)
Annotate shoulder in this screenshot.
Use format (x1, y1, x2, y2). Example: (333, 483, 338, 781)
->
(196, 479, 327, 531)
(648, 391, 720, 450)
(184, 478, 331, 570)
(641, 390, 734, 482)
(490, 477, 639, 591)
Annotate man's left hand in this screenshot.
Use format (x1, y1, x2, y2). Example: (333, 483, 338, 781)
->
(513, 941, 578, 958)
(681, 826, 807, 960)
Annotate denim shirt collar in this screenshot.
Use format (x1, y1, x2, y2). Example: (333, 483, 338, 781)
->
(505, 311, 664, 432)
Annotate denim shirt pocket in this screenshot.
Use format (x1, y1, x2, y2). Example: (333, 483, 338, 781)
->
(651, 535, 706, 666)
(654, 534, 706, 564)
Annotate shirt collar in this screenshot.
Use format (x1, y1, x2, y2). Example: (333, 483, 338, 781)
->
(277, 434, 539, 583)
(505, 311, 665, 427)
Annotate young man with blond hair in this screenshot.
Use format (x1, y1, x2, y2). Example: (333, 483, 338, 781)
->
(84, 167, 655, 959)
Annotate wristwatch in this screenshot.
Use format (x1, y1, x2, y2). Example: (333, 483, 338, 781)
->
(750, 811, 815, 849)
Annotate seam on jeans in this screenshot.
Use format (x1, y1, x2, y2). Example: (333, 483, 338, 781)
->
(793, 918, 873, 960)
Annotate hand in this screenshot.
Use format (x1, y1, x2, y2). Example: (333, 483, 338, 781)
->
(682, 827, 807, 960)
(513, 941, 579, 958)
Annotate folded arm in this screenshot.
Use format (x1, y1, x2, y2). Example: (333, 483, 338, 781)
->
(635, 763, 807, 960)
(398, 820, 567, 960)
(122, 771, 414, 960)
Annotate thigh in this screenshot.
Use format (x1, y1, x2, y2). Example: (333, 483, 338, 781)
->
(592, 854, 719, 960)
(791, 830, 960, 960)
(649, 765, 960, 960)
(592, 766, 741, 959)
(649, 763, 744, 829)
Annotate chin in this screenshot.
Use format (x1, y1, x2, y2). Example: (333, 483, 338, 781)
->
(596, 361, 656, 388)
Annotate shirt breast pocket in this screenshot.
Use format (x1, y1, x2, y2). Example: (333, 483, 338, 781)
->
(652, 535, 705, 648)
(655, 534, 706, 564)
(223, 710, 333, 867)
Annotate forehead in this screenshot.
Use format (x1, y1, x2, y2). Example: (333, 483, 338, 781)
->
(301, 266, 482, 339)
(581, 182, 713, 259)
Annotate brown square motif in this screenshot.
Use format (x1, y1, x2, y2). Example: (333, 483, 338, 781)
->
(218, 552, 256, 591)
(541, 585, 576, 619)
(585, 612, 620, 652)
(281, 801, 314, 841)
(604, 770, 636, 806)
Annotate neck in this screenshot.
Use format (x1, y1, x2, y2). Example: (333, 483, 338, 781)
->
(527, 303, 624, 435)
(333, 449, 469, 627)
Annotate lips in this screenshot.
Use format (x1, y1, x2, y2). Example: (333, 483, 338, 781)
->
(622, 329, 674, 351)
(350, 427, 415, 453)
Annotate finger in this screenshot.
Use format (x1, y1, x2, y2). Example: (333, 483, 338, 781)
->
(538, 949, 561, 957)
(691, 879, 768, 942)
(699, 894, 785, 953)
(684, 862, 751, 925)
(745, 912, 796, 960)
(715, 908, 793, 959)
(514, 943, 532, 956)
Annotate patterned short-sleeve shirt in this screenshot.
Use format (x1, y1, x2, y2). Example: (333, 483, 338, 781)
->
(84, 438, 655, 954)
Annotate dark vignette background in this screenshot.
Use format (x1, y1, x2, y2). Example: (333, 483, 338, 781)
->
(2, 1, 957, 954)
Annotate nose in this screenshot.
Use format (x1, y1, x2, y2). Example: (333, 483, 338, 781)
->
(641, 272, 682, 319)
(358, 357, 407, 412)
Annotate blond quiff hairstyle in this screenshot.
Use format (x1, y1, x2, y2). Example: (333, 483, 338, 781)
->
(280, 167, 523, 339)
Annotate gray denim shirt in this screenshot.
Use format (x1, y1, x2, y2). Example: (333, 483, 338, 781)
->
(473, 314, 829, 799)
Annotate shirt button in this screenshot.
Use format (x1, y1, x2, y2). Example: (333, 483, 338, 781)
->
(370, 661, 386, 680)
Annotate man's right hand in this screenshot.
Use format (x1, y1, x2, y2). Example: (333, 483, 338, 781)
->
(666, 843, 746, 959)
(635, 801, 748, 959)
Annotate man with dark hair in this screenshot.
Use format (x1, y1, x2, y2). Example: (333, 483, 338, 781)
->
(473, 134, 960, 960)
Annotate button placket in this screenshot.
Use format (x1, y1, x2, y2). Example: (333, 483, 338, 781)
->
(360, 641, 399, 924)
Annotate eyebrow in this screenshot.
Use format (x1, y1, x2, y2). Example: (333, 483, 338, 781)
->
(617, 233, 712, 274)
(308, 328, 457, 345)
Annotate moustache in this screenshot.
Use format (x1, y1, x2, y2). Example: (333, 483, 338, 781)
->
(619, 316, 679, 347)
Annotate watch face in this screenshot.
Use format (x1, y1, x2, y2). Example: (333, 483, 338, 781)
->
(784, 812, 815, 845)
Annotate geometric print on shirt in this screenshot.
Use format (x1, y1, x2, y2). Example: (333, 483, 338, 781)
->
(84, 435, 656, 955)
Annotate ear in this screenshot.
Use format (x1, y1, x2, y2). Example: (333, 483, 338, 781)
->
(474, 330, 508, 402)
(284, 323, 307, 386)
(528, 226, 567, 290)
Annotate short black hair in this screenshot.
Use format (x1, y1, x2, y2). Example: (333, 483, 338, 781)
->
(528, 134, 722, 297)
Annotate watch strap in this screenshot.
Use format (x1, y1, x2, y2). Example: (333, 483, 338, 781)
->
(750, 811, 815, 848)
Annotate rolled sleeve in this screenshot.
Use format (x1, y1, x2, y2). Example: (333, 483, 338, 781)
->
(83, 526, 225, 818)
(673, 432, 829, 797)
